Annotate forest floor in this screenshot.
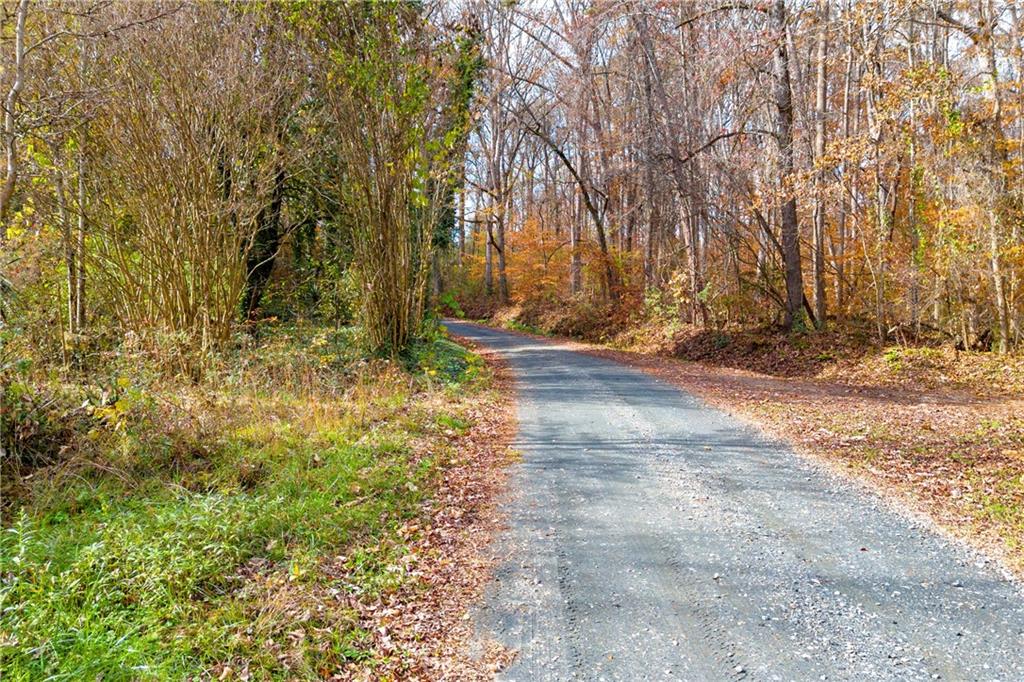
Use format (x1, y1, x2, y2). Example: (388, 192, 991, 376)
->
(485, 310, 1024, 578)
(1, 324, 517, 681)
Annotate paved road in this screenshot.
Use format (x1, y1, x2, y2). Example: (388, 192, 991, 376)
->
(446, 321, 1024, 682)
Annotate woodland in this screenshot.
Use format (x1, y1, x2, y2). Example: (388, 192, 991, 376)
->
(450, 0, 1024, 355)
(1, 0, 1022, 679)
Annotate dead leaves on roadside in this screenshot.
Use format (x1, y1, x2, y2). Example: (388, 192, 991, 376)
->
(330, 343, 518, 681)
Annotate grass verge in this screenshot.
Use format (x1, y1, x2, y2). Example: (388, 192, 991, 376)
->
(1, 323, 510, 680)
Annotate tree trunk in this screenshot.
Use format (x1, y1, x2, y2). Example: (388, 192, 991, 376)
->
(74, 31, 89, 330)
(1009, 0, 1023, 342)
(834, 29, 855, 316)
(641, 42, 660, 287)
(243, 167, 285, 320)
(980, 0, 1009, 354)
(811, 0, 829, 328)
(485, 220, 494, 296)
(771, 0, 805, 330)
(56, 170, 77, 336)
(576, 126, 615, 300)
(75, 133, 87, 329)
(457, 172, 466, 264)
(571, 192, 582, 294)
(907, 14, 922, 335)
(496, 215, 509, 304)
(863, 18, 889, 342)
(0, 0, 29, 243)
(431, 249, 442, 301)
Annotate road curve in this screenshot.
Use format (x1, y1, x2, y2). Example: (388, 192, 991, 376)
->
(446, 321, 1024, 682)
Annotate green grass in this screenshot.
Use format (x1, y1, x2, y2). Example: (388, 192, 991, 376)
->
(975, 468, 1024, 532)
(504, 319, 545, 336)
(0, 325, 487, 680)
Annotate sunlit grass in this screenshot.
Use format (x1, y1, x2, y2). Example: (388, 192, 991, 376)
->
(0, 323, 487, 680)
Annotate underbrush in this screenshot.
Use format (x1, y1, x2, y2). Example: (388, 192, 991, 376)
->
(0, 322, 491, 680)
(478, 296, 1023, 395)
(490, 296, 629, 341)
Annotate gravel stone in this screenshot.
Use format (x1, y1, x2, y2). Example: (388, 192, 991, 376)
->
(448, 321, 1024, 682)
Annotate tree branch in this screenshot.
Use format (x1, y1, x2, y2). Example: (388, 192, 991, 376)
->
(935, 9, 981, 43)
(655, 129, 769, 166)
(677, 2, 768, 29)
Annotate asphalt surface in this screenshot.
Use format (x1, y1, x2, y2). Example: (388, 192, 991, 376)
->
(445, 321, 1024, 682)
